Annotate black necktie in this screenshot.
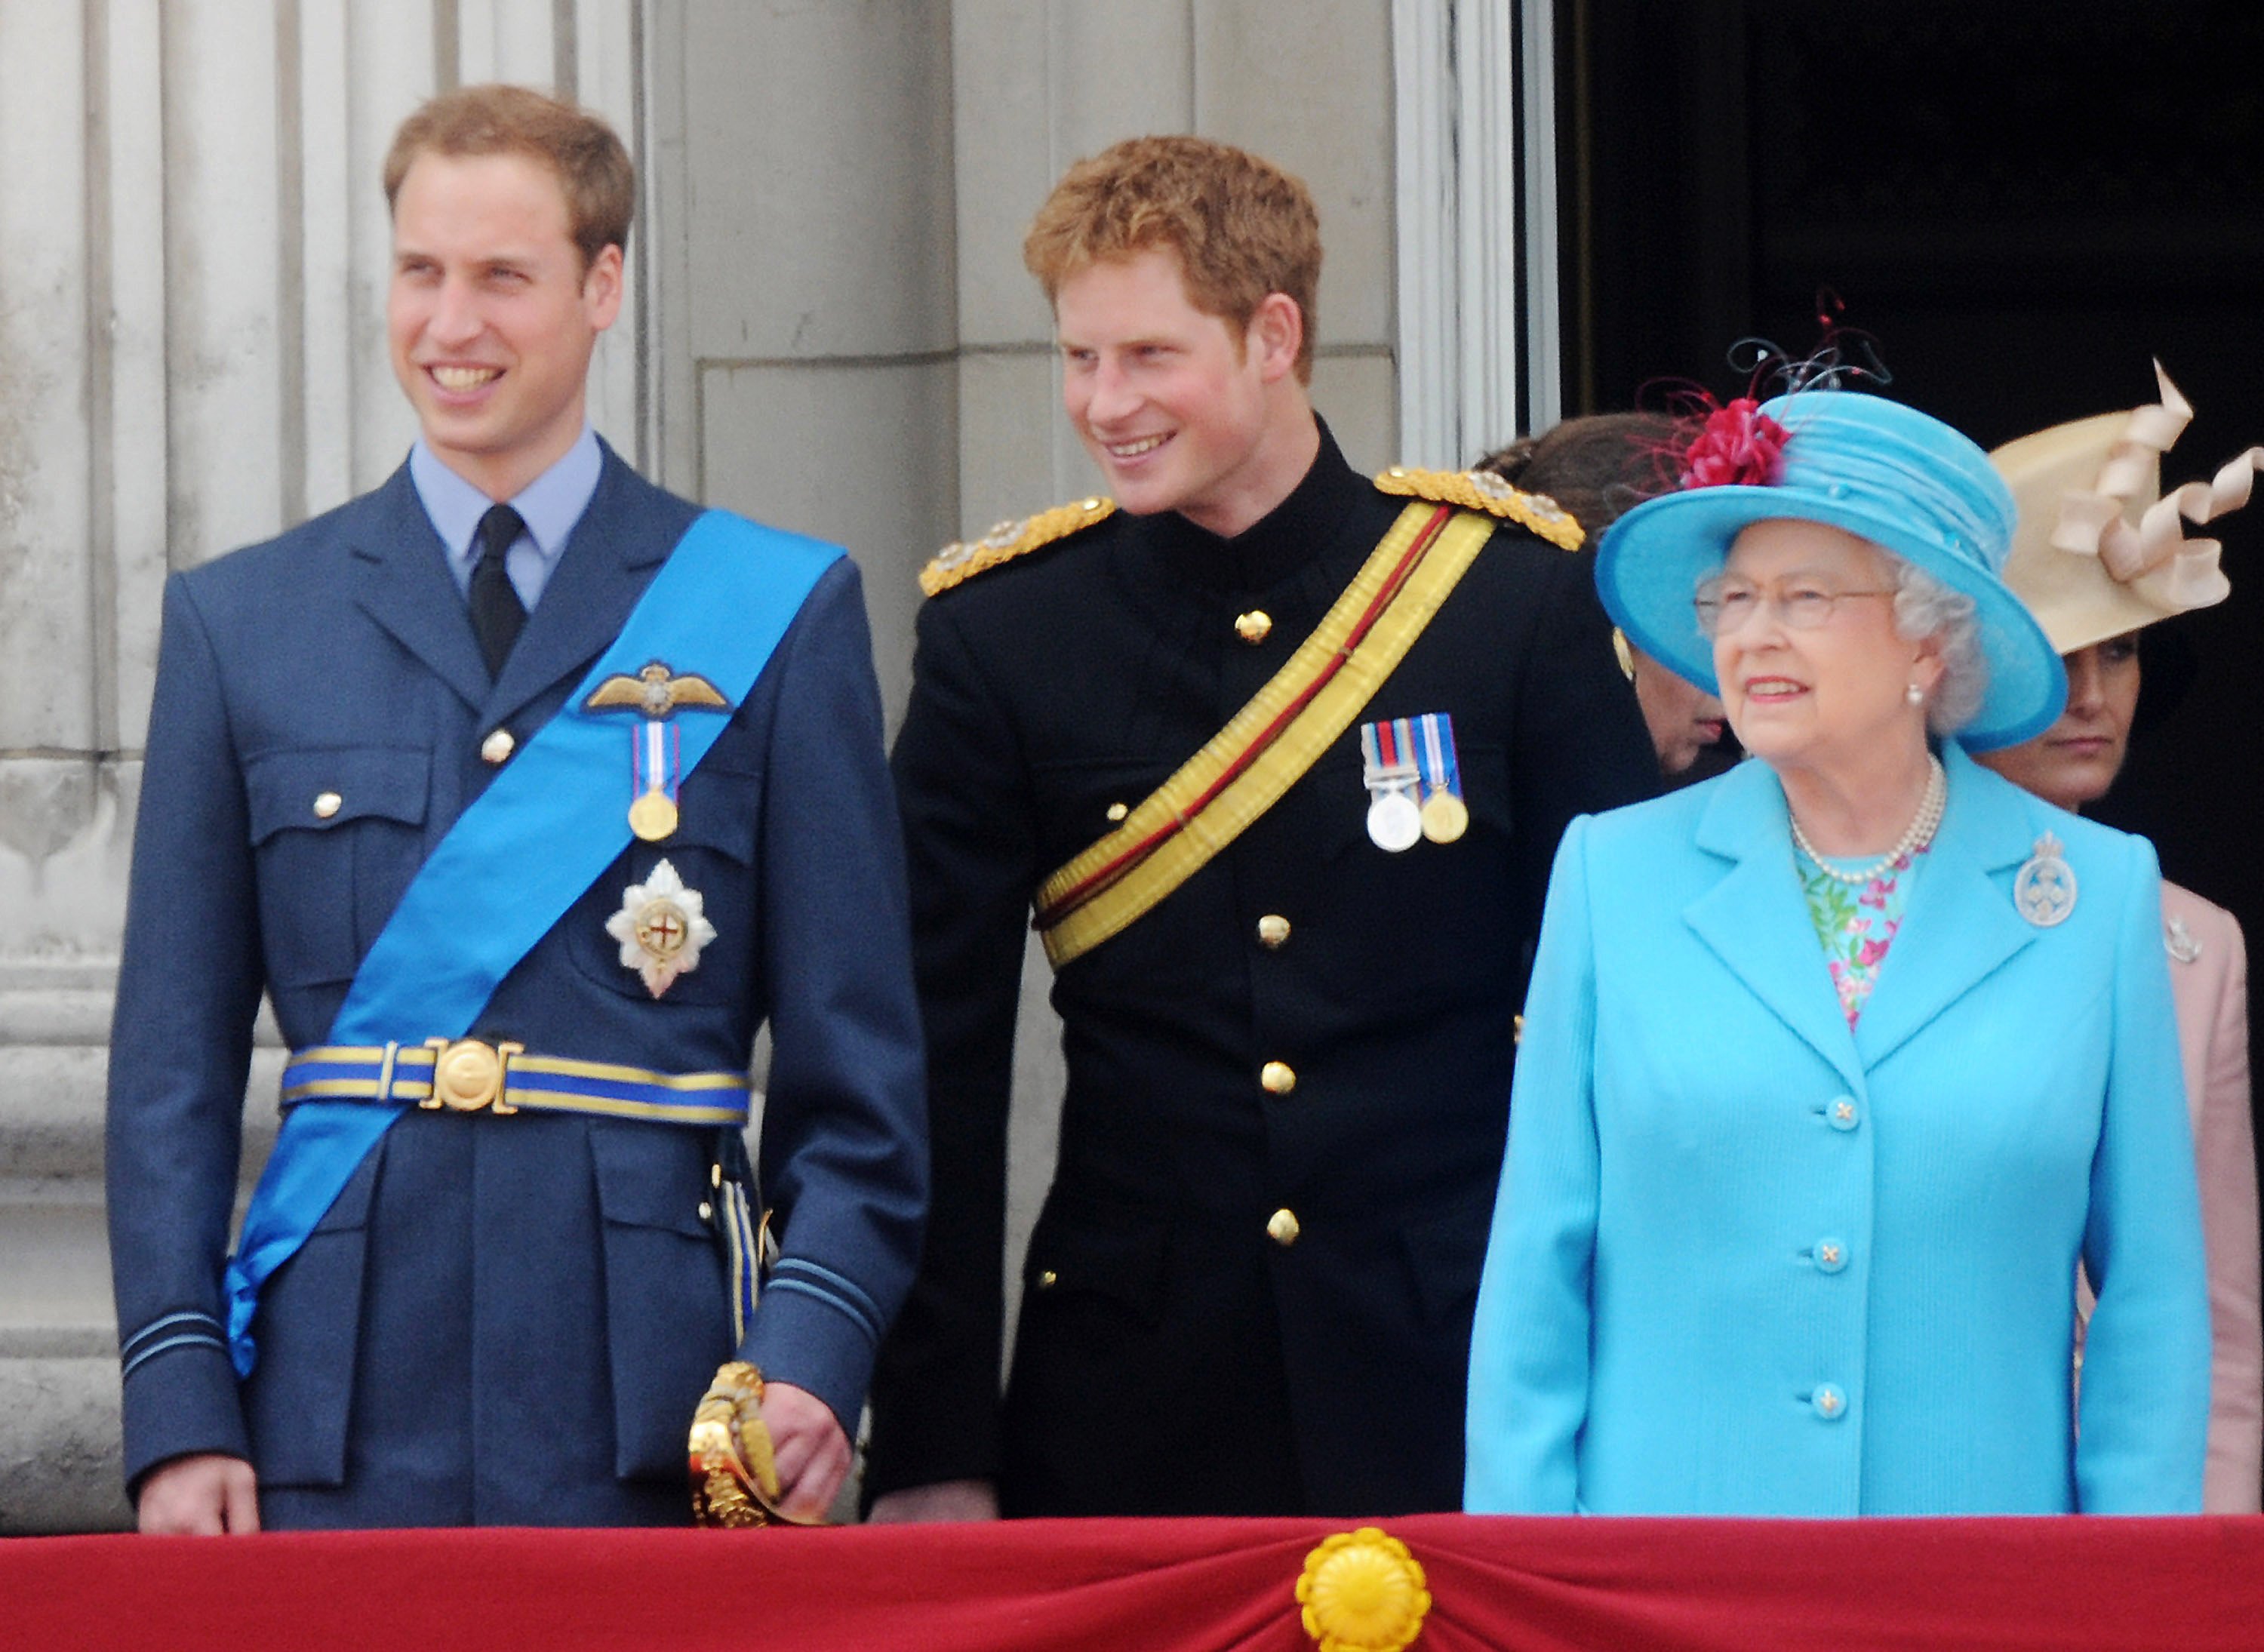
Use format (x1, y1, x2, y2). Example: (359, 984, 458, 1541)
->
(469, 503, 528, 678)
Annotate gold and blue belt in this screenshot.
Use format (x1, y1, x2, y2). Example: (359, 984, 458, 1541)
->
(280, 1038, 751, 1126)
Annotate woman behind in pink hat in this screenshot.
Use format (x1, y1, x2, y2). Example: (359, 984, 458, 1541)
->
(1979, 365, 2264, 1512)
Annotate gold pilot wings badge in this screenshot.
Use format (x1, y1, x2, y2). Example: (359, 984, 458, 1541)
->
(584, 660, 733, 719)
(583, 663, 733, 844)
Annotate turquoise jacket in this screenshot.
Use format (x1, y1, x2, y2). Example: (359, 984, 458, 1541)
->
(1465, 744, 2209, 1515)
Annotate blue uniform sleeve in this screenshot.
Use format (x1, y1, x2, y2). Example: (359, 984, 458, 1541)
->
(740, 559, 930, 1432)
(106, 574, 263, 1489)
(1466, 815, 1598, 1512)
(2076, 837, 2211, 1512)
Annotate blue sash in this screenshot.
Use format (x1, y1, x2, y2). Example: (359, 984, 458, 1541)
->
(222, 510, 841, 1375)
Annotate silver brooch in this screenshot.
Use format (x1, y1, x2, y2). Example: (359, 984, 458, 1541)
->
(2165, 916, 2203, 964)
(2013, 832, 2077, 928)
(606, 857, 716, 998)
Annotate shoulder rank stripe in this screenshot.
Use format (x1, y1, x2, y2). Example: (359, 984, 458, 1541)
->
(1373, 466, 1585, 551)
(920, 496, 1118, 596)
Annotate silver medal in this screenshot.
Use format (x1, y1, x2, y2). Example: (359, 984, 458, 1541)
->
(1367, 787, 1423, 853)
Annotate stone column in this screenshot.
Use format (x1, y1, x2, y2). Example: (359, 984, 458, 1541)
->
(0, 0, 643, 1534)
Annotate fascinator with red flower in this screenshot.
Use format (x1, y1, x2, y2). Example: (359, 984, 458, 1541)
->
(1594, 389, 2066, 752)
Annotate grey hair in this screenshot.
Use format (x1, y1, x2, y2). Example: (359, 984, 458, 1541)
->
(1890, 558, 1986, 735)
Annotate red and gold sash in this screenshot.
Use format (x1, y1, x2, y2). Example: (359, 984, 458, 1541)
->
(1032, 502, 1494, 968)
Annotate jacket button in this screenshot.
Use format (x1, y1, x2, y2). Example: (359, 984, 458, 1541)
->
(1257, 915, 1290, 949)
(1235, 610, 1273, 644)
(1828, 1097, 1859, 1131)
(481, 728, 516, 764)
(1811, 1383, 1847, 1420)
(1260, 1060, 1297, 1095)
(1036, 1269, 1059, 1290)
(1266, 1208, 1300, 1246)
(1813, 1238, 1848, 1274)
(1106, 801, 1129, 823)
(697, 1201, 714, 1223)
(312, 791, 343, 819)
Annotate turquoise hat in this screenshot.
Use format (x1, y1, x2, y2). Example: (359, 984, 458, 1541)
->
(1594, 390, 2066, 752)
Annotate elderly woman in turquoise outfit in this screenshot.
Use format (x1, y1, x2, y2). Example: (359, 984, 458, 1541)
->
(1463, 389, 2210, 1515)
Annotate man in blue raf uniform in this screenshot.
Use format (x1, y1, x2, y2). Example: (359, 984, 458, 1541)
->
(107, 85, 925, 1531)
(863, 137, 1657, 1521)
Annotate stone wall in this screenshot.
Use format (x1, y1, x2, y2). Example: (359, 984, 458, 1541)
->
(0, 0, 648, 1535)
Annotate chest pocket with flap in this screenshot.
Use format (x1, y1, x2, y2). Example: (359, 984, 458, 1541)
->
(244, 746, 432, 988)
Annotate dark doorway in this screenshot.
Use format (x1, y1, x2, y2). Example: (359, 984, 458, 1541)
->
(1564, 0, 2264, 969)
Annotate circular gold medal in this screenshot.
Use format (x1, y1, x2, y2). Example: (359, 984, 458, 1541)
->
(629, 789, 679, 842)
(1420, 789, 1469, 844)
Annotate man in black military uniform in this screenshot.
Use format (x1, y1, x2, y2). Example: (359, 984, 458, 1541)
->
(865, 136, 1656, 1519)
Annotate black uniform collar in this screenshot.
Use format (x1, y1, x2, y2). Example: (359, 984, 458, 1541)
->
(1137, 418, 1367, 595)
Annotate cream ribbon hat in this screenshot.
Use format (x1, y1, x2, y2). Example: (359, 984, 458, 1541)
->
(1990, 361, 2262, 654)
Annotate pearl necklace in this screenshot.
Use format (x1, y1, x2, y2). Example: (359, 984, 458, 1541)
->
(1790, 755, 1946, 886)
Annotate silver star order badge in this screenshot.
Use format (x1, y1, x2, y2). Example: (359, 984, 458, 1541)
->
(606, 857, 717, 998)
(2013, 832, 2077, 928)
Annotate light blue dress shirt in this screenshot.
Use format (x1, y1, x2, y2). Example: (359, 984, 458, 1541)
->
(408, 424, 604, 613)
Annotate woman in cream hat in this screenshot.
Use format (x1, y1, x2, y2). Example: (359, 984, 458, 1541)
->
(1465, 386, 2210, 1515)
(1977, 365, 2264, 1512)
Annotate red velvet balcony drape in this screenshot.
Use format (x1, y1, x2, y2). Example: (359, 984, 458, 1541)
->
(6, 1513, 2261, 1651)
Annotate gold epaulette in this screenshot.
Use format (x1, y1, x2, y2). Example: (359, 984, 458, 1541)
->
(919, 496, 1118, 596)
(1373, 466, 1585, 552)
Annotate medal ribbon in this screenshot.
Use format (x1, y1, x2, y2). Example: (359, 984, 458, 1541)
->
(222, 510, 841, 1375)
(1034, 503, 1493, 965)
(1420, 712, 1461, 804)
(633, 718, 681, 814)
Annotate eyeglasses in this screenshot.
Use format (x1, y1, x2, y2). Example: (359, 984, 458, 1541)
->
(1693, 576, 1898, 638)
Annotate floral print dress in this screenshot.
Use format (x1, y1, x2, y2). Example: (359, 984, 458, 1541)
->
(1798, 845, 1930, 1026)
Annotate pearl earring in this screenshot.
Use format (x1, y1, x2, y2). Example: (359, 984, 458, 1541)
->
(1906, 682, 1925, 706)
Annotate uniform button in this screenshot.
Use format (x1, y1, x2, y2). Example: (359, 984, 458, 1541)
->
(312, 790, 343, 819)
(1266, 1208, 1300, 1246)
(1106, 801, 1129, 823)
(1260, 1060, 1297, 1095)
(480, 728, 516, 764)
(1828, 1097, 1859, 1131)
(1235, 610, 1273, 644)
(1257, 915, 1290, 949)
(1811, 1383, 1847, 1421)
(697, 1201, 714, 1223)
(1036, 1269, 1059, 1290)
(1813, 1238, 1848, 1274)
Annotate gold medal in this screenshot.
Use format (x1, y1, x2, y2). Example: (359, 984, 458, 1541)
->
(1420, 789, 1469, 844)
(629, 789, 679, 842)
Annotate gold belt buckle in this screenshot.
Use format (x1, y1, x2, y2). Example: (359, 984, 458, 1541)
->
(418, 1036, 524, 1114)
